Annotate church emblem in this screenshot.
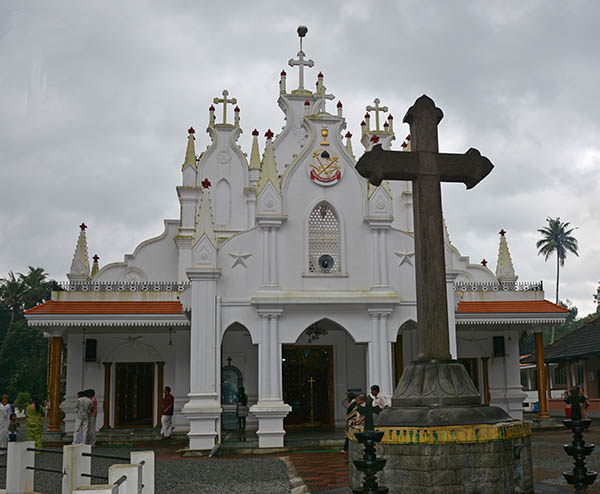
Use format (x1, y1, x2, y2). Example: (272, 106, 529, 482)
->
(308, 150, 342, 186)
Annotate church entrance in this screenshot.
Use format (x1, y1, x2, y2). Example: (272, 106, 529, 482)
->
(282, 346, 334, 429)
(114, 363, 154, 428)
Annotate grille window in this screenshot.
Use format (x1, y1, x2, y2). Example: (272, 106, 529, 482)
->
(308, 202, 341, 273)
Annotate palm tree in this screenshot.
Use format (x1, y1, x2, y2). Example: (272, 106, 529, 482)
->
(536, 217, 579, 342)
(0, 271, 26, 326)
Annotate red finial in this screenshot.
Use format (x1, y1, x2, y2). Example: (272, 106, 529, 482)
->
(401, 141, 408, 148)
(406, 134, 411, 141)
(337, 100, 343, 108)
(318, 71, 323, 78)
(387, 114, 394, 120)
(188, 126, 195, 134)
(304, 99, 310, 106)
(481, 259, 488, 267)
(234, 105, 240, 112)
(280, 69, 286, 76)
(370, 134, 380, 144)
(345, 131, 352, 138)
(201, 178, 211, 189)
(265, 129, 274, 139)
(360, 121, 366, 126)
(79, 223, 87, 231)
(383, 121, 389, 128)
(209, 104, 215, 111)
(364, 113, 370, 119)
(252, 129, 259, 136)
(92, 254, 100, 262)
(499, 229, 506, 236)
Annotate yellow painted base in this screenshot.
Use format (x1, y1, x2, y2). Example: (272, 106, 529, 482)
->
(349, 420, 531, 445)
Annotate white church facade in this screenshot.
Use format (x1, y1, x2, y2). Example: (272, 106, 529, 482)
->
(26, 33, 568, 450)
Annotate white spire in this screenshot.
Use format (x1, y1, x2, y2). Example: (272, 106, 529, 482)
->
(182, 127, 196, 171)
(249, 129, 261, 171)
(258, 130, 280, 193)
(496, 229, 518, 282)
(67, 223, 91, 281)
(193, 179, 217, 248)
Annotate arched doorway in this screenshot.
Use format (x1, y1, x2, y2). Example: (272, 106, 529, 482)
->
(221, 323, 257, 438)
(283, 318, 366, 430)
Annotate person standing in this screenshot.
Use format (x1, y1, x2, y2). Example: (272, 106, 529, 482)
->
(86, 390, 98, 446)
(160, 386, 174, 439)
(72, 391, 92, 444)
(8, 414, 19, 442)
(25, 398, 43, 449)
(369, 385, 387, 415)
(236, 386, 249, 438)
(341, 392, 358, 453)
(0, 396, 9, 455)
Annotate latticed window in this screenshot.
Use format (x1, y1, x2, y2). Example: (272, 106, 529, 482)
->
(308, 202, 341, 273)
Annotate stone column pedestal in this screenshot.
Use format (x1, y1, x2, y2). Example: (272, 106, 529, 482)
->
(250, 402, 291, 448)
(182, 399, 222, 451)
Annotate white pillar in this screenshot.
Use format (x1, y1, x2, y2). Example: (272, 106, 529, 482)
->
(174, 236, 193, 283)
(108, 464, 142, 494)
(183, 267, 222, 451)
(130, 451, 154, 494)
(250, 308, 291, 448)
(64, 333, 84, 433)
(446, 271, 459, 359)
(504, 329, 527, 420)
(261, 227, 270, 286)
(62, 444, 91, 494)
(367, 309, 393, 402)
(6, 441, 35, 494)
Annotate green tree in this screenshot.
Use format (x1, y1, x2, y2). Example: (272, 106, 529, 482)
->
(594, 282, 600, 314)
(536, 217, 579, 304)
(0, 271, 27, 326)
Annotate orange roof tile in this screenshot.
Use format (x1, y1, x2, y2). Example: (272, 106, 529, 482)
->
(25, 301, 183, 315)
(456, 300, 569, 314)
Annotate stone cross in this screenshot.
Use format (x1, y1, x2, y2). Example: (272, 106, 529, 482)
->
(288, 50, 314, 91)
(213, 89, 237, 124)
(366, 98, 388, 132)
(356, 95, 493, 361)
(314, 87, 334, 113)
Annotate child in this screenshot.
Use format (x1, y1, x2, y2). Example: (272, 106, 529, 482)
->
(8, 413, 19, 442)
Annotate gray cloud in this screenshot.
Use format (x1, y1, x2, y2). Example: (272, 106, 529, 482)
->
(1, 0, 598, 315)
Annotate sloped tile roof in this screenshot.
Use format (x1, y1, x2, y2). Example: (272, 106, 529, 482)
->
(457, 300, 569, 314)
(24, 300, 183, 315)
(537, 315, 600, 362)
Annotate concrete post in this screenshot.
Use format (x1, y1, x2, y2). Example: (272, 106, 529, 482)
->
(62, 444, 91, 494)
(130, 451, 154, 494)
(5, 441, 34, 494)
(108, 464, 142, 494)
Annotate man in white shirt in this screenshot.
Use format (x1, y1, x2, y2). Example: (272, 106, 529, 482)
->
(369, 385, 387, 414)
(72, 391, 92, 444)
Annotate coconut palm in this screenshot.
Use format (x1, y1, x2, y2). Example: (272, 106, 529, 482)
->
(536, 216, 579, 305)
(0, 271, 26, 326)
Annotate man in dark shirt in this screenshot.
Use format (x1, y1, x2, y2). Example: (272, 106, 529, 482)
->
(161, 386, 174, 439)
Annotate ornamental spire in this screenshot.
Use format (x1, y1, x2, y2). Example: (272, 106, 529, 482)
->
(249, 129, 261, 171)
(193, 179, 217, 247)
(496, 229, 518, 282)
(67, 223, 91, 281)
(258, 130, 280, 193)
(182, 127, 196, 171)
(91, 254, 100, 278)
(288, 26, 314, 91)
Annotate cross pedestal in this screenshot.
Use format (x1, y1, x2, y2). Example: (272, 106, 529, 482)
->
(351, 95, 534, 493)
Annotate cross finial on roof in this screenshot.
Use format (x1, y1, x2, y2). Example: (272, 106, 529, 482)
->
(213, 89, 237, 124)
(288, 26, 314, 91)
(201, 178, 211, 189)
(92, 254, 99, 262)
(79, 222, 87, 230)
(370, 134, 380, 144)
(481, 259, 488, 267)
(499, 229, 506, 236)
(366, 98, 389, 132)
(188, 127, 195, 134)
(226, 357, 232, 366)
(265, 129, 274, 140)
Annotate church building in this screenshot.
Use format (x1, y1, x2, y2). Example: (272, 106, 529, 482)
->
(25, 31, 568, 450)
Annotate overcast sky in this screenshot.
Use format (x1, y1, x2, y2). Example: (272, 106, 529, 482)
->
(1, 1, 599, 316)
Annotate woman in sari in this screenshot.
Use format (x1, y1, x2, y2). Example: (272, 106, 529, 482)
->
(26, 398, 43, 449)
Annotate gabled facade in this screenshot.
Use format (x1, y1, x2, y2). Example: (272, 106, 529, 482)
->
(26, 32, 568, 450)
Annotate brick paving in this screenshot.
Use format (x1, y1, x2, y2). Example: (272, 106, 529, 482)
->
(288, 451, 349, 493)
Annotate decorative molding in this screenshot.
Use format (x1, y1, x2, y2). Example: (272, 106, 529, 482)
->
(453, 281, 543, 292)
(54, 281, 190, 292)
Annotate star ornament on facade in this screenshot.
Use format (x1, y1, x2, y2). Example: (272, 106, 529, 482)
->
(229, 251, 252, 269)
(201, 178, 211, 189)
(394, 251, 414, 267)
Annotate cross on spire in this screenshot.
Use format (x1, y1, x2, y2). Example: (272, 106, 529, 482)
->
(288, 27, 313, 91)
(213, 89, 237, 124)
(366, 98, 389, 132)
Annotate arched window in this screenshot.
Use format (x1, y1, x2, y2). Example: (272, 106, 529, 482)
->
(308, 201, 341, 273)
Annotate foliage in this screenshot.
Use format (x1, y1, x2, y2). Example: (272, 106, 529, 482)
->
(536, 217, 579, 305)
(0, 267, 52, 401)
(520, 300, 579, 355)
(594, 282, 600, 313)
(14, 391, 32, 412)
